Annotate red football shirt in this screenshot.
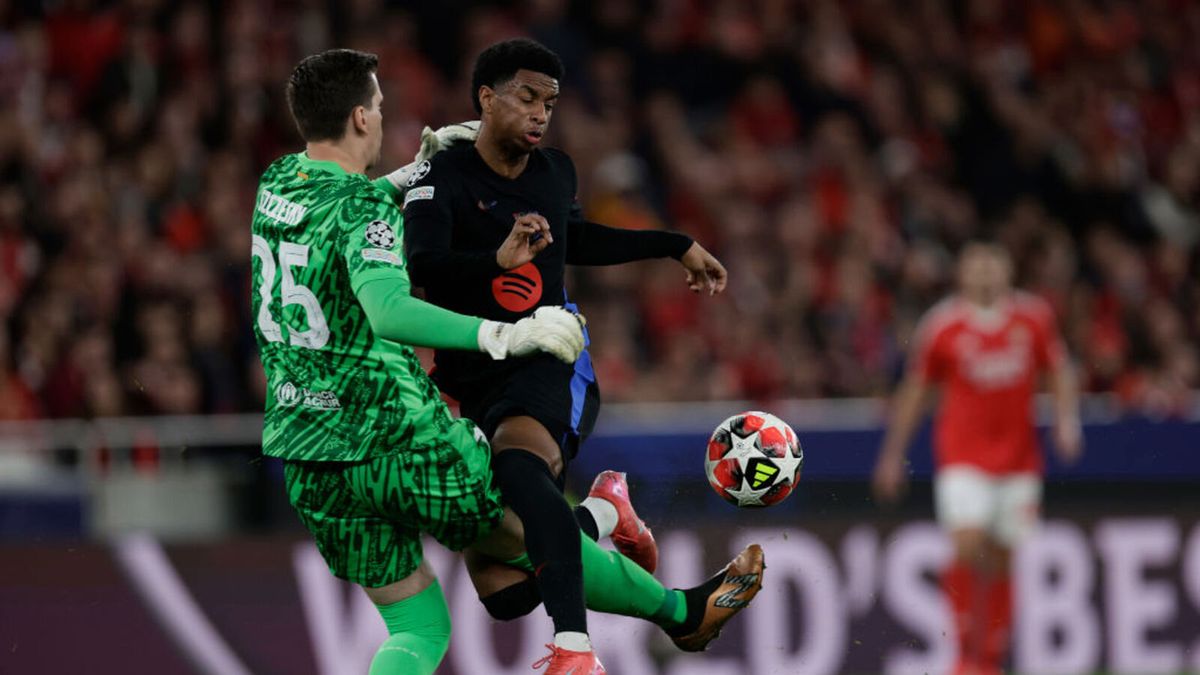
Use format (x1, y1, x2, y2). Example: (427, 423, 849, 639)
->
(913, 292, 1065, 474)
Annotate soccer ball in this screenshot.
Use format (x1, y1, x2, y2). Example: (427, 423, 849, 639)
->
(705, 411, 804, 507)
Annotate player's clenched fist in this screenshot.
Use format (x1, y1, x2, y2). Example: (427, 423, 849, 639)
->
(477, 306, 585, 363)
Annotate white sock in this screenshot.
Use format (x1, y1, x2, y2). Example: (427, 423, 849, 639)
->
(580, 497, 619, 539)
(554, 631, 592, 652)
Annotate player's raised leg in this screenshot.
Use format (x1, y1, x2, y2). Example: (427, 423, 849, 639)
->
(467, 524, 765, 652)
(472, 469, 657, 621)
(578, 535, 765, 652)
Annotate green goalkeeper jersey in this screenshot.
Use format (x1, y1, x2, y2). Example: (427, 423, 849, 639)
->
(251, 152, 457, 462)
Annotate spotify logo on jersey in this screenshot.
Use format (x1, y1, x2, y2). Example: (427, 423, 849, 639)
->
(491, 262, 543, 312)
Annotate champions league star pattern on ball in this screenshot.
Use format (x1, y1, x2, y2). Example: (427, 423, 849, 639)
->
(706, 411, 804, 507)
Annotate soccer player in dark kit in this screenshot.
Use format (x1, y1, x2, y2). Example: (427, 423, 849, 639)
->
(402, 38, 739, 673)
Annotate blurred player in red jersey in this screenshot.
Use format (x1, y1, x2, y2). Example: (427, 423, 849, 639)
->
(873, 241, 1082, 675)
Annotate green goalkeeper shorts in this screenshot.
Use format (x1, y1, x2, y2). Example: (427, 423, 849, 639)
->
(283, 417, 504, 587)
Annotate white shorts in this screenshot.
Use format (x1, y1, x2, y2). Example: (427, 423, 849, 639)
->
(934, 465, 1042, 546)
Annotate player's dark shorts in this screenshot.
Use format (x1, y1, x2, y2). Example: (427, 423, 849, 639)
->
(442, 351, 600, 463)
(282, 418, 504, 588)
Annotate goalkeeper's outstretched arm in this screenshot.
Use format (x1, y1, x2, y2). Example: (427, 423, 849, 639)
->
(356, 276, 583, 364)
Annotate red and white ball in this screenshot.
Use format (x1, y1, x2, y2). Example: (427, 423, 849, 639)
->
(705, 411, 804, 507)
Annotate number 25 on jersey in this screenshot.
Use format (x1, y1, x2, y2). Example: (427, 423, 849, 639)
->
(251, 234, 330, 349)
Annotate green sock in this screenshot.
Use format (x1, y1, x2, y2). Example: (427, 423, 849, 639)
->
(369, 579, 451, 675)
(578, 533, 687, 627)
(501, 538, 687, 627)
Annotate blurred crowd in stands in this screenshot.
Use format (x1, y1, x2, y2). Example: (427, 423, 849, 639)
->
(1, 0, 1198, 421)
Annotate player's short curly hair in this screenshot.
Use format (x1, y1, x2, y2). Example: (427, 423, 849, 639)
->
(471, 38, 564, 114)
(287, 49, 379, 142)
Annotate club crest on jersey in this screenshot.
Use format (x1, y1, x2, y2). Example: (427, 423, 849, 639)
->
(406, 160, 431, 186)
(365, 220, 396, 248)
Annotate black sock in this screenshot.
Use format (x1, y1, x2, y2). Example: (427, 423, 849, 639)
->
(664, 570, 727, 637)
(492, 449, 587, 635)
(574, 505, 599, 541)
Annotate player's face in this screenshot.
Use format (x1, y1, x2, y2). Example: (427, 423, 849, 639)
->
(958, 246, 1012, 306)
(485, 69, 558, 154)
(363, 74, 384, 170)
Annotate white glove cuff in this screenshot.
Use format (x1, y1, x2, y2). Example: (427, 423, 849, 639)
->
(384, 161, 420, 193)
(478, 320, 510, 360)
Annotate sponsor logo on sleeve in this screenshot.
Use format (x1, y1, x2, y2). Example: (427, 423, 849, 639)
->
(403, 186, 435, 207)
(361, 249, 403, 266)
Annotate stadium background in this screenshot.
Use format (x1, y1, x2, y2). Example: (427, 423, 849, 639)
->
(1, 0, 1199, 673)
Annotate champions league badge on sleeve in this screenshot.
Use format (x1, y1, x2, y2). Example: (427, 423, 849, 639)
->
(406, 160, 431, 187)
(364, 220, 396, 248)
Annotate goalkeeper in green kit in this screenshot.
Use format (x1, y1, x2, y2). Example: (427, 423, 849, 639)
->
(252, 49, 762, 675)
